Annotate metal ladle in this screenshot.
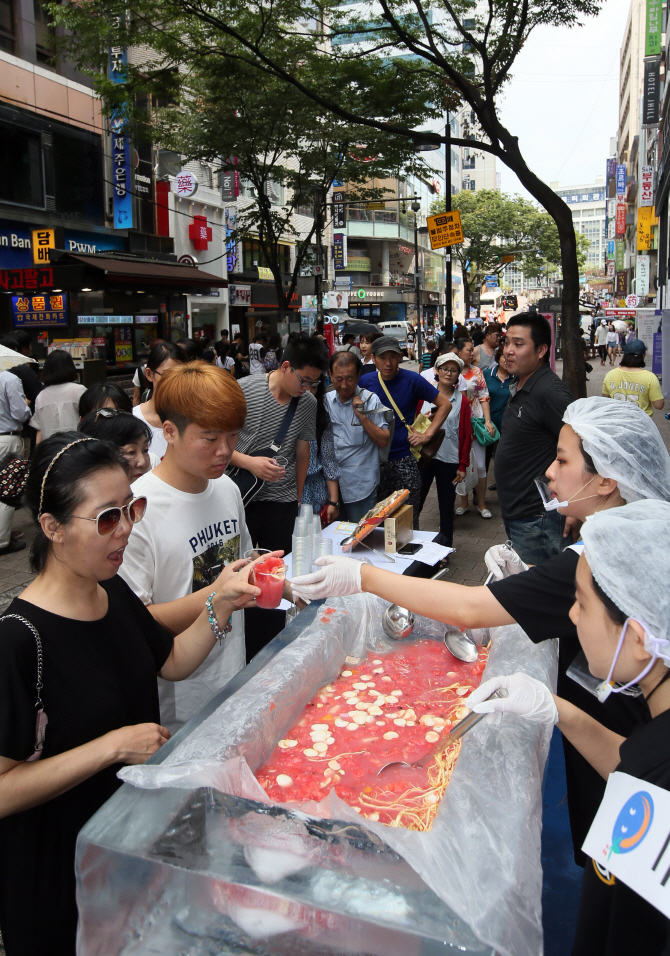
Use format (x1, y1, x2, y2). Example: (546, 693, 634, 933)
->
(376, 688, 509, 777)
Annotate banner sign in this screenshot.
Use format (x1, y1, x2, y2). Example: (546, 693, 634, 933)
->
(607, 158, 616, 181)
(615, 240, 625, 271)
(0, 266, 53, 291)
(108, 19, 133, 231)
(637, 206, 654, 250)
(608, 198, 617, 218)
(333, 192, 345, 229)
(640, 166, 654, 206)
(220, 170, 239, 201)
(12, 292, 67, 327)
(426, 210, 464, 249)
(333, 233, 348, 270)
(616, 164, 627, 195)
(653, 331, 662, 375)
(645, 0, 663, 56)
(608, 220, 616, 239)
(643, 58, 661, 127)
(616, 202, 626, 238)
(583, 772, 670, 920)
(607, 260, 615, 277)
(637, 254, 650, 296)
(563, 190, 606, 204)
(615, 272, 628, 295)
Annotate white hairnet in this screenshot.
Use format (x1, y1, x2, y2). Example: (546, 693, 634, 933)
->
(581, 500, 670, 664)
(563, 397, 670, 503)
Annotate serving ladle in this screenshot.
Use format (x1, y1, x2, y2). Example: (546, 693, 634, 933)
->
(376, 688, 508, 777)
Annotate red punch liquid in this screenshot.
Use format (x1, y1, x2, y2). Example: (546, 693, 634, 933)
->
(254, 556, 286, 609)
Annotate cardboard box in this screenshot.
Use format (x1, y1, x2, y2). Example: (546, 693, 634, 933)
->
(384, 503, 413, 552)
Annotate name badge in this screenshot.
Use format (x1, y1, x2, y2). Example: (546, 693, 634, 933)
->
(582, 771, 670, 918)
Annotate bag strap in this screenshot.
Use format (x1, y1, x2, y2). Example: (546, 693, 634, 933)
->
(377, 371, 409, 427)
(2, 613, 44, 711)
(269, 396, 300, 453)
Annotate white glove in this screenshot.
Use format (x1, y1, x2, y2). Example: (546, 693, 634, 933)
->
(464, 673, 558, 726)
(290, 555, 363, 601)
(484, 543, 529, 581)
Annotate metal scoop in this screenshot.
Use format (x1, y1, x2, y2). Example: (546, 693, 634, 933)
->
(381, 565, 451, 642)
(376, 688, 508, 777)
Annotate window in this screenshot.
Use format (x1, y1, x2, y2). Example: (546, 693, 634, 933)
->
(52, 127, 103, 221)
(239, 179, 257, 199)
(0, 124, 44, 207)
(0, 0, 14, 53)
(295, 199, 314, 218)
(34, 0, 54, 63)
(200, 164, 213, 188)
(243, 239, 291, 275)
(266, 180, 284, 206)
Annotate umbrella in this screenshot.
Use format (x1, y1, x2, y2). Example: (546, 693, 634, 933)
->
(340, 321, 383, 336)
(612, 320, 629, 332)
(0, 344, 34, 371)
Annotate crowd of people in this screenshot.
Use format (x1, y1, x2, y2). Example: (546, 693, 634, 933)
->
(0, 311, 668, 956)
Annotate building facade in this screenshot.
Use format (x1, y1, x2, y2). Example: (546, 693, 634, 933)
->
(550, 178, 608, 270)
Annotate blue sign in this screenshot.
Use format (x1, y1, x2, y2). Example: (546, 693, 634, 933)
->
(608, 240, 615, 255)
(653, 331, 662, 375)
(616, 164, 626, 195)
(333, 233, 346, 271)
(64, 230, 125, 254)
(564, 191, 606, 204)
(13, 293, 68, 328)
(109, 31, 133, 230)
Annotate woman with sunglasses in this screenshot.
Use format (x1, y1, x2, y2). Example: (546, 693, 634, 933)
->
(0, 433, 262, 956)
(132, 341, 186, 460)
(79, 407, 156, 480)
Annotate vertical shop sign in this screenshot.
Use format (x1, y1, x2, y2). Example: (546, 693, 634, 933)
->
(333, 233, 348, 270)
(637, 206, 654, 249)
(615, 240, 625, 271)
(225, 209, 238, 274)
(616, 164, 626, 195)
(643, 58, 661, 126)
(616, 202, 626, 238)
(32, 228, 55, 265)
(615, 272, 627, 296)
(645, 0, 662, 56)
(637, 254, 650, 296)
(221, 170, 240, 201)
(333, 192, 345, 228)
(640, 166, 654, 206)
(108, 17, 133, 230)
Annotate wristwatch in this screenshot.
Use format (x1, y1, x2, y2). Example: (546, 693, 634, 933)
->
(327, 500, 338, 507)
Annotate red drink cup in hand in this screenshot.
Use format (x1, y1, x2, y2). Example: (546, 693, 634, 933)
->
(253, 556, 286, 609)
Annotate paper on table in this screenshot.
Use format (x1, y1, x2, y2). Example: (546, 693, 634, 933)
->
(407, 540, 455, 566)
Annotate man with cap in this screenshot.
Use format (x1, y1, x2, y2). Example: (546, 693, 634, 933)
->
(595, 319, 608, 366)
(602, 338, 665, 416)
(359, 335, 450, 526)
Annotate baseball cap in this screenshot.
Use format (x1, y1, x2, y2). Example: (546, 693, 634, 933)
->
(371, 335, 403, 356)
(623, 338, 647, 356)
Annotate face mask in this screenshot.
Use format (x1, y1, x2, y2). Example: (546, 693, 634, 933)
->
(595, 617, 660, 703)
(535, 475, 600, 512)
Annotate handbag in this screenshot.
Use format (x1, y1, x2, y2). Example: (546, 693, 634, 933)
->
(377, 373, 444, 468)
(227, 396, 300, 505)
(471, 417, 499, 447)
(1, 614, 47, 760)
(0, 455, 29, 507)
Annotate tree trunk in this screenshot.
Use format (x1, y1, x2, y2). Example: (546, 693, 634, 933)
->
(485, 132, 586, 398)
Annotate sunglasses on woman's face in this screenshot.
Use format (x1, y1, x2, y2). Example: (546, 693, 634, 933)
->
(66, 496, 147, 536)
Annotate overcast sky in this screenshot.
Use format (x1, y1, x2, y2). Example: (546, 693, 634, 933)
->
(496, 0, 632, 198)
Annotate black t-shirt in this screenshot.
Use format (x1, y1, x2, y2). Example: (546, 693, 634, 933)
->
(0, 575, 173, 956)
(489, 548, 647, 864)
(573, 710, 670, 956)
(493, 363, 574, 521)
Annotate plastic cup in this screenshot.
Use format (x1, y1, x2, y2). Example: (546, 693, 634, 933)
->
(244, 548, 272, 562)
(253, 557, 287, 609)
(299, 503, 313, 518)
(293, 516, 309, 537)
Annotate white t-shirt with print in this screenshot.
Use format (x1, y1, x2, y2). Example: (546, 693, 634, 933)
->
(120, 470, 251, 731)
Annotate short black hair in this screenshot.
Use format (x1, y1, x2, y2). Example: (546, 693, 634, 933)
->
(330, 350, 362, 376)
(79, 409, 152, 449)
(79, 382, 133, 418)
(506, 313, 552, 362)
(620, 353, 646, 368)
(41, 349, 79, 386)
(282, 333, 329, 372)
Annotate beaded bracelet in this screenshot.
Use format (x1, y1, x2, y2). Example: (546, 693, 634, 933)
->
(206, 591, 233, 645)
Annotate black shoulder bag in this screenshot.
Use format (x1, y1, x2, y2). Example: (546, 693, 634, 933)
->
(2, 614, 47, 760)
(227, 396, 300, 506)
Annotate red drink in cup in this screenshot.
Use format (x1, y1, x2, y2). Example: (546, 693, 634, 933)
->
(253, 556, 286, 609)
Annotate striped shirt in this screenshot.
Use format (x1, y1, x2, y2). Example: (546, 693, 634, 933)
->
(236, 375, 316, 501)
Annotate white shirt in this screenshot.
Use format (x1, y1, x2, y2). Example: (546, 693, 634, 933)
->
(249, 342, 265, 374)
(133, 403, 168, 460)
(120, 470, 251, 731)
(30, 382, 86, 438)
(596, 325, 608, 345)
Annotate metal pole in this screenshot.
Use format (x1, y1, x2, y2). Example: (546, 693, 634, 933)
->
(413, 197, 422, 364)
(445, 114, 452, 331)
(315, 187, 323, 334)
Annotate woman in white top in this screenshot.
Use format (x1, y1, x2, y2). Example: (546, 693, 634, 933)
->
(132, 342, 186, 460)
(30, 351, 86, 443)
(606, 324, 619, 365)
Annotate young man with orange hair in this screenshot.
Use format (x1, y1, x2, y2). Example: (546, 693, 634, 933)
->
(120, 361, 264, 732)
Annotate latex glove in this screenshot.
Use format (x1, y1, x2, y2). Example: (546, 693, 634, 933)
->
(290, 555, 363, 601)
(484, 543, 529, 581)
(464, 673, 558, 726)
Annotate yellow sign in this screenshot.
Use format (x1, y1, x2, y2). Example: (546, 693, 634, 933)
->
(364, 202, 386, 211)
(637, 206, 658, 250)
(257, 266, 273, 280)
(32, 228, 55, 265)
(426, 210, 464, 249)
(501, 254, 515, 264)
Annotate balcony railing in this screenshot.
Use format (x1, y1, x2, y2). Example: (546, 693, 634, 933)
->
(368, 272, 415, 288)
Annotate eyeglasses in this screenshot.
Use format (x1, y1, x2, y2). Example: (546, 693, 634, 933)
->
(438, 366, 459, 374)
(65, 496, 147, 536)
(292, 367, 321, 388)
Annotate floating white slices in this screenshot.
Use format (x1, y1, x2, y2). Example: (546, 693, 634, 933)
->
(372, 660, 383, 665)
(368, 706, 383, 716)
(277, 739, 298, 749)
(425, 731, 440, 743)
(391, 689, 403, 696)
(310, 731, 329, 742)
(352, 682, 368, 690)
(346, 722, 359, 731)
(311, 723, 329, 730)
(393, 718, 406, 727)
(456, 687, 470, 696)
(328, 759, 341, 771)
(383, 731, 399, 740)
(341, 670, 353, 677)
(313, 742, 328, 753)
(385, 695, 398, 704)
(360, 674, 372, 681)
(334, 718, 348, 728)
(372, 667, 384, 674)
(303, 748, 319, 757)
(351, 713, 367, 725)
(276, 774, 293, 787)
(342, 691, 356, 698)
(381, 676, 393, 682)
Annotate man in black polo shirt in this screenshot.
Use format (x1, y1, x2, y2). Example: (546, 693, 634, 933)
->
(494, 312, 574, 564)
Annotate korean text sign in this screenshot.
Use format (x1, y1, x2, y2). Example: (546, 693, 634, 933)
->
(427, 210, 464, 249)
(13, 293, 67, 328)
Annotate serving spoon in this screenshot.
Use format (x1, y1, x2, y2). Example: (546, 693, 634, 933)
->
(376, 688, 508, 777)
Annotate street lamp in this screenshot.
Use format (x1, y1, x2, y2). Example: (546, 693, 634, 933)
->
(412, 197, 422, 363)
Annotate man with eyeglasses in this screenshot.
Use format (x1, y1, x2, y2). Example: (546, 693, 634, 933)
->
(230, 333, 328, 656)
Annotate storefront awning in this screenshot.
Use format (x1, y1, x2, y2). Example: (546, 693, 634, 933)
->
(49, 252, 227, 292)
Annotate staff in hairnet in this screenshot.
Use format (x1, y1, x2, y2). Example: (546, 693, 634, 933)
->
(290, 397, 670, 864)
(465, 501, 670, 956)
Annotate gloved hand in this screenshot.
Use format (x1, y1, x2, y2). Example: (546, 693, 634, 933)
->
(290, 555, 363, 601)
(463, 673, 558, 726)
(484, 543, 529, 581)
